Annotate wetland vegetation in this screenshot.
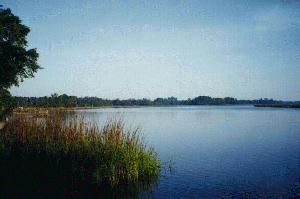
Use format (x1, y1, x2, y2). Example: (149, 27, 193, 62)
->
(0, 111, 160, 198)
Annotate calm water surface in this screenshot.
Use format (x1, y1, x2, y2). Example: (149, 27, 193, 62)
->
(76, 106, 300, 198)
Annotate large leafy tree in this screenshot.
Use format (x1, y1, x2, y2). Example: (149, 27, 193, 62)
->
(0, 5, 40, 119)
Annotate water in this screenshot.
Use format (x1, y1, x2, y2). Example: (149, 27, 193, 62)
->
(76, 105, 300, 198)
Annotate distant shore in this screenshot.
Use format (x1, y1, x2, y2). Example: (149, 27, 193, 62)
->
(254, 104, 300, 108)
(13, 104, 251, 113)
(12, 104, 300, 114)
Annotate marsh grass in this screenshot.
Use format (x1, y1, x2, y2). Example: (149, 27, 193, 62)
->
(0, 111, 160, 198)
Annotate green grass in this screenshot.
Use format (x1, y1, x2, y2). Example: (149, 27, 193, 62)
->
(0, 112, 160, 198)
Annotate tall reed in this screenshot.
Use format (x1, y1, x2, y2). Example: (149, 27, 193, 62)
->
(0, 112, 160, 197)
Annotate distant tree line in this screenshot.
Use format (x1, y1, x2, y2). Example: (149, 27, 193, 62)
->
(13, 94, 299, 108)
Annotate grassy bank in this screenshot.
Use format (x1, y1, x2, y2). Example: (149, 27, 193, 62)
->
(254, 104, 300, 108)
(0, 112, 160, 198)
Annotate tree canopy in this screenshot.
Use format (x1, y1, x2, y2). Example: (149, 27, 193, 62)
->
(0, 6, 40, 119)
(0, 6, 40, 89)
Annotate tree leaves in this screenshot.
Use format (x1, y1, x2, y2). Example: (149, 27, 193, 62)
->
(0, 7, 40, 89)
(0, 6, 40, 118)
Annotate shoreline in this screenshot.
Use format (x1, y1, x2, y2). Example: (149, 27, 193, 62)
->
(13, 104, 300, 114)
(254, 104, 300, 108)
(13, 104, 252, 110)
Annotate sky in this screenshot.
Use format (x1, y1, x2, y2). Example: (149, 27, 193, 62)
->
(2, 0, 300, 100)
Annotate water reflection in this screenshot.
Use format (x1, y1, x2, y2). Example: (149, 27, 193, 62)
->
(75, 106, 300, 198)
(0, 173, 159, 199)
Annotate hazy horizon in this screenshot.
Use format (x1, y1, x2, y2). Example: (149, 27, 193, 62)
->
(3, 0, 300, 101)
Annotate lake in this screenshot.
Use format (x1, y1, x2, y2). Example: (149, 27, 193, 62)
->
(75, 105, 300, 198)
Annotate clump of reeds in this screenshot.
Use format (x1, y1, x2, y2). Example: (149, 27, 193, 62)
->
(0, 113, 160, 197)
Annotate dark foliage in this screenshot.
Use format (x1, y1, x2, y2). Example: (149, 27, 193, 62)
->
(0, 6, 40, 89)
(0, 88, 14, 120)
(14, 94, 299, 108)
(0, 6, 40, 119)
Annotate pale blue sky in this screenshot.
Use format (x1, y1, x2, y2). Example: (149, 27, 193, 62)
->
(3, 0, 300, 100)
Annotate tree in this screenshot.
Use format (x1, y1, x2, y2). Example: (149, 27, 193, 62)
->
(0, 88, 13, 120)
(0, 5, 40, 118)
